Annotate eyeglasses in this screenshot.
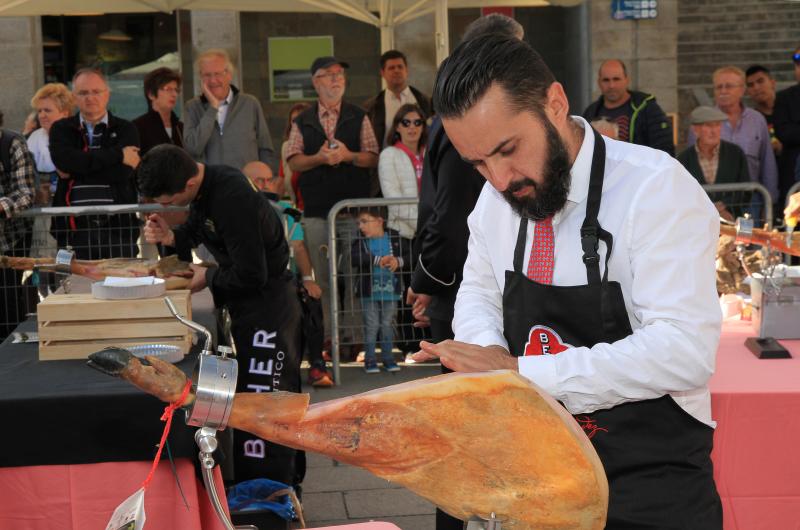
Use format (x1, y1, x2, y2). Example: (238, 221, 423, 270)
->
(200, 71, 228, 80)
(159, 86, 180, 94)
(400, 119, 424, 127)
(75, 89, 107, 98)
(713, 83, 743, 91)
(357, 218, 379, 225)
(314, 71, 345, 81)
(793, 52, 800, 65)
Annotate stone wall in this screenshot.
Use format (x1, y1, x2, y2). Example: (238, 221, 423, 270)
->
(589, 0, 679, 123)
(0, 17, 43, 133)
(677, 0, 800, 145)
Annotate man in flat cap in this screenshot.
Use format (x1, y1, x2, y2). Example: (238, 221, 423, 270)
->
(678, 106, 750, 221)
(286, 56, 380, 351)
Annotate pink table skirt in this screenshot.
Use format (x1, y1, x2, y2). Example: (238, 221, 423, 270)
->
(711, 319, 800, 530)
(0, 458, 229, 530)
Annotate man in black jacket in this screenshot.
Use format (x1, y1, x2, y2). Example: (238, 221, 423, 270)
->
(364, 50, 433, 148)
(583, 59, 675, 156)
(138, 145, 303, 490)
(49, 68, 141, 259)
(774, 46, 800, 206)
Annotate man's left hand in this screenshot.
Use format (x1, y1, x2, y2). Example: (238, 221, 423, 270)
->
(188, 263, 208, 293)
(411, 340, 518, 373)
(332, 140, 355, 164)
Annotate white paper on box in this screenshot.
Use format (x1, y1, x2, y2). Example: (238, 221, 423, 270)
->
(103, 276, 161, 287)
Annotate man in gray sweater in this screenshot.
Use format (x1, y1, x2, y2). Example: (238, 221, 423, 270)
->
(184, 49, 277, 172)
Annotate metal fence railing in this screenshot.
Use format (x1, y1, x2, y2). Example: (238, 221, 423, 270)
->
(701, 182, 773, 229)
(786, 182, 800, 210)
(1, 204, 188, 340)
(327, 197, 426, 382)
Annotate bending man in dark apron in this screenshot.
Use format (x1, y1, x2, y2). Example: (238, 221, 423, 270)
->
(137, 145, 302, 488)
(413, 35, 723, 529)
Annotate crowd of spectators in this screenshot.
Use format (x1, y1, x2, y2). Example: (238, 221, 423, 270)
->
(2, 31, 800, 376)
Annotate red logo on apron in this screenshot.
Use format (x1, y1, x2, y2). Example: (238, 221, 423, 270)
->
(523, 325, 572, 356)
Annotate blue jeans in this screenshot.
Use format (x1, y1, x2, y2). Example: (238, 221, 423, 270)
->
(362, 298, 397, 364)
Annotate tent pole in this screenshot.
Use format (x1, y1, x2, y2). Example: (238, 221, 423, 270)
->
(434, 0, 449, 66)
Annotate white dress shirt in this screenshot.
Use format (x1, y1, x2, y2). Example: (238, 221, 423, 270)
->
(216, 89, 234, 132)
(26, 128, 55, 173)
(384, 86, 418, 133)
(454, 117, 722, 427)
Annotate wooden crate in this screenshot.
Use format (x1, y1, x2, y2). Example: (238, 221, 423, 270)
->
(37, 290, 192, 361)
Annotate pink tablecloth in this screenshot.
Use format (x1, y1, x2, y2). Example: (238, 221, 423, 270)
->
(0, 458, 229, 530)
(710, 319, 800, 530)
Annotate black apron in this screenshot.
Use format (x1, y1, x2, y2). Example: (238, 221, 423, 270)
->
(501, 128, 722, 529)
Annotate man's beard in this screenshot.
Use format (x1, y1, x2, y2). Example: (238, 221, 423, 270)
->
(501, 119, 571, 220)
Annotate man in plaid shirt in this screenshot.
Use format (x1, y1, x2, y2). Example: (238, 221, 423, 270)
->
(0, 110, 36, 337)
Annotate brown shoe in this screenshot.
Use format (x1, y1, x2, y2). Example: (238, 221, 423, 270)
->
(308, 367, 334, 387)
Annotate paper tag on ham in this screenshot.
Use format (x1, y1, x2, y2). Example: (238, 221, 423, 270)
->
(105, 488, 146, 530)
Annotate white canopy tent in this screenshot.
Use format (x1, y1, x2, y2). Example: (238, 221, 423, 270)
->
(0, 0, 583, 64)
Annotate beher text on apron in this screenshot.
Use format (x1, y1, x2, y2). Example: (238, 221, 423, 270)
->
(500, 127, 721, 529)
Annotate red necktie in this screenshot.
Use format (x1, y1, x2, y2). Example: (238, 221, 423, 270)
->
(526, 217, 554, 284)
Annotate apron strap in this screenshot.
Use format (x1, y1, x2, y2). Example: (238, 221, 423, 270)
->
(513, 216, 527, 274)
(580, 127, 613, 285)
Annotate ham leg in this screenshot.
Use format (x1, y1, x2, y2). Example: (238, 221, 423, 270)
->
(0, 254, 193, 289)
(88, 348, 608, 529)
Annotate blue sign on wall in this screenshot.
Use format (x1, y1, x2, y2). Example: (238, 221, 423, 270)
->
(611, 0, 658, 20)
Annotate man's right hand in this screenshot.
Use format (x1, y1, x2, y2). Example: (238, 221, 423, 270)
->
(144, 213, 175, 247)
(122, 146, 140, 169)
(406, 287, 432, 328)
(201, 80, 221, 109)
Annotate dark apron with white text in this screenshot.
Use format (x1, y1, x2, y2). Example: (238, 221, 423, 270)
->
(501, 128, 721, 529)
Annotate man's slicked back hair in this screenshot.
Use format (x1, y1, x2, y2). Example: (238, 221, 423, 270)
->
(137, 145, 199, 198)
(462, 13, 524, 43)
(433, 34, 555, 120)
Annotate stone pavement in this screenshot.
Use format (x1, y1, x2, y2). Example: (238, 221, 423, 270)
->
(294, 362, 443, 530)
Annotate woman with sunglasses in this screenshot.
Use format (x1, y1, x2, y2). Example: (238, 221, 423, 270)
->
(379, 103, 427, 240)
(379, 103, 429, 354)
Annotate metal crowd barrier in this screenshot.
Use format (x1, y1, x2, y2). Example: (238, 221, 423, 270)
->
(326, 197, 422, 382)
(1, 204, 188, 340)
(786, 181, 800, 209)
(701, 182, 773, 229)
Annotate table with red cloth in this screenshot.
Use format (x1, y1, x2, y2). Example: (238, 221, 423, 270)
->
(0, 290, 231, 530)
(711, 318, 800, 530)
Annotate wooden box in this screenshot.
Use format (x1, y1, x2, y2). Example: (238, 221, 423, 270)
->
(37, 290, 192, 361)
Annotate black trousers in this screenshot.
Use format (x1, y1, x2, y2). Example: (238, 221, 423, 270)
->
(228, 277, 303, 487)
(430, 316, 463, 530)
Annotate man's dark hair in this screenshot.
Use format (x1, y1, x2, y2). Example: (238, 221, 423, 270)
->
(137, 145, 199, 198)
(380, 50, 407, 69)
(143, 67, 182, 107)
(462, 13, 524, 43)
(745, 64, 772, 79)
(357, 205, 387, 220)
(433, 34, 555, 119)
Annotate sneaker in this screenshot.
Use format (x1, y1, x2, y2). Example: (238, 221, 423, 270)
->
(308, 367, 334, 387)
(383, 361, 401, 373)
(364, 360, 380, 374)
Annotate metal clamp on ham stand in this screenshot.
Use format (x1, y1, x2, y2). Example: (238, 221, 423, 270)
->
(164, 298, 256, 530)
(724, 216, 793, 359)
(465, 512, 502, 529)
(32, 248, 76, 293)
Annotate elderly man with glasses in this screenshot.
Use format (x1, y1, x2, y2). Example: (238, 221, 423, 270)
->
(688, 65, 778, 221)
(286, 56, 380, 358)
(183, 48, 277, 172)
(48, 68, 141, 259)
(774, 46, 800, 206)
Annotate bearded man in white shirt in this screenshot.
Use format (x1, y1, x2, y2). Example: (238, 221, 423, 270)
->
(412, 34, 723, 529)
